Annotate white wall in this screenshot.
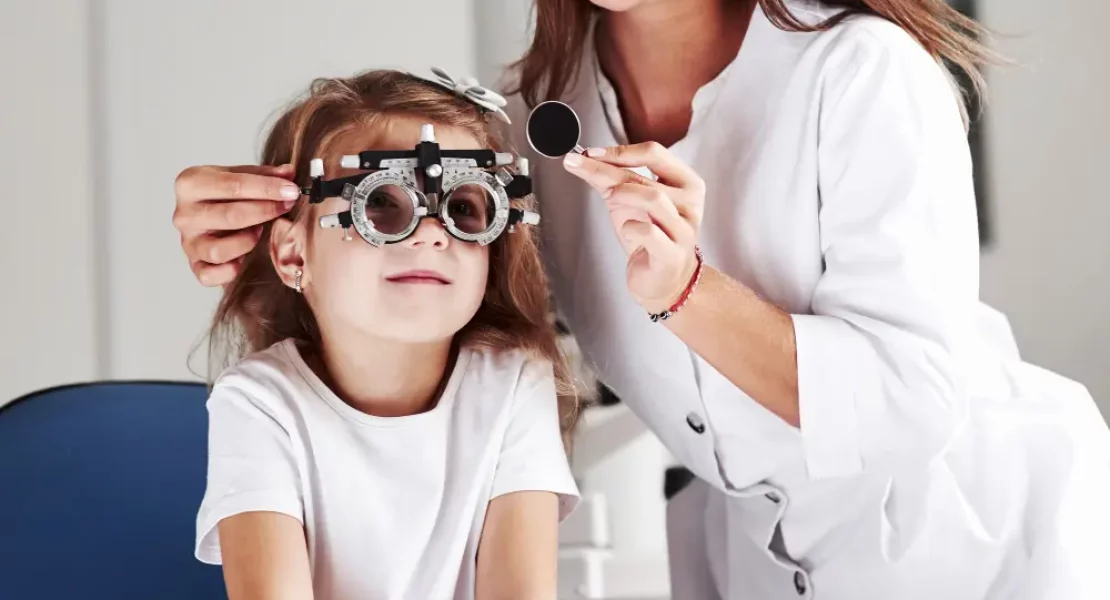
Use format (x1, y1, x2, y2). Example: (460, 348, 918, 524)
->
(1, 1, 99, 403)
(0, 0, 477, 404)
(978, 0, 1110, 415)
(472, 0, 535, 88)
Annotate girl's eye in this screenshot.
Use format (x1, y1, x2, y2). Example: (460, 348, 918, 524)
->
(450, 200, 476, 216)
(444, 184, 491, 234)
(366, 185, 408, 210)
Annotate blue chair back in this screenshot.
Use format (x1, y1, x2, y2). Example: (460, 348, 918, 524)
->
(0, 381, 227, 600)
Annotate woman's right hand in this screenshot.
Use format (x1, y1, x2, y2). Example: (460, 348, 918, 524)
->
(172, 163, 300, 286)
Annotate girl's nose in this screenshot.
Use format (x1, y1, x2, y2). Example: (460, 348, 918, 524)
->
(404, 216, 449, 249)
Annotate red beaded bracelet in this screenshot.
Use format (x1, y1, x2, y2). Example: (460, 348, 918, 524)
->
(648, 245, 704, 323)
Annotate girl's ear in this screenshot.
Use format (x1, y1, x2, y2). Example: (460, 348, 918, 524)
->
(270, 216, 307, 290)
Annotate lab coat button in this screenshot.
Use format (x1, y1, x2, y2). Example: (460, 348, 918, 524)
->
(685, 412, 706, 434)
(794, 571, 808, 595)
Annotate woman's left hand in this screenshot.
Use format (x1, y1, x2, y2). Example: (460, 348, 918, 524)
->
(562, 142, 706, 313)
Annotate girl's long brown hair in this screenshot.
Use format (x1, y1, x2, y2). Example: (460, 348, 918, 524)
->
(207, 70, 580, 443)
(507, 0, 999, 123)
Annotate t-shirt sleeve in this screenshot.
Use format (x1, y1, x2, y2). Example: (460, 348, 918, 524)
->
(194, 383, 303, 565)
(489, 358, 580, 521)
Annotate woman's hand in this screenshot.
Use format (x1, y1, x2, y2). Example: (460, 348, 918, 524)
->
(564, 142, 801, 425)
(562, 142, 706, 313)
(172, 164, 301, 286)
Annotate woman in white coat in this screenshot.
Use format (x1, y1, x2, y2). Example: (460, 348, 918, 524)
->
(173, 0, 1110, 598)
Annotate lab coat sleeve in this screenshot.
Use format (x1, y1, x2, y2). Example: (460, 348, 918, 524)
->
(793, 30, 980, 480)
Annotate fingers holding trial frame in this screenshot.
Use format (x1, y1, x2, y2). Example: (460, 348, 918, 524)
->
(172, 164, 301, 286)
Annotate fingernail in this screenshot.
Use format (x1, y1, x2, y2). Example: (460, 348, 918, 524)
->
(563, 153, 583, 168)
(602, 187, 613, 199)
(282, 200, 296, 210)
(281, 185, 301, 200)
(586, 147, 605, 157)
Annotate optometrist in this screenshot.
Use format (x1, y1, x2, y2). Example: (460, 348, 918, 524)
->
(172, 0, 1110, 598)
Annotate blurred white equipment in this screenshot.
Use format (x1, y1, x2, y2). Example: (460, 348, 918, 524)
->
(555, 333, 673, 600)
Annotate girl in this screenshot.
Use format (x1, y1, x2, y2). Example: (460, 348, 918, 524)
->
(193, 69, 580, 600)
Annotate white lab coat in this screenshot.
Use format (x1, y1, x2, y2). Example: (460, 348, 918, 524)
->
(503, 1, 1110, 598)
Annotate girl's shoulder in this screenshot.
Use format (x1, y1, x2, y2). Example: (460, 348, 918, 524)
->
(456, 346, 559, 418)
(211, 339, 300, 389)
(205, 339, 307, 420)
(459, 345, 556, 391)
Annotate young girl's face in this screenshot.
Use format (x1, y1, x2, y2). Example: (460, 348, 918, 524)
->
(274, 118, 491, 344)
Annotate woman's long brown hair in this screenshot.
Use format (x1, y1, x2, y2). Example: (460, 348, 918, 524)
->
(207, 70, 580, 444)
(507, 0, 998, 123)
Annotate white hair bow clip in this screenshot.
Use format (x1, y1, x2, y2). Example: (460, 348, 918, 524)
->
(423, 66, 512, 125)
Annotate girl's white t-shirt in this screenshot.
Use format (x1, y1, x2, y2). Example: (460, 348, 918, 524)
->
(194, 338, 579, 600)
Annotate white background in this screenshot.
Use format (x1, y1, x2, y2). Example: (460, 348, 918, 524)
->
(2, 0, 1107, 595)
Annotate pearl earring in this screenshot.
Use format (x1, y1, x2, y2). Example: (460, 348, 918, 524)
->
(294, 269, 303, 293)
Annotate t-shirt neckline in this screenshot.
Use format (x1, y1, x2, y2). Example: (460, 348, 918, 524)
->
(281, 338, 470, 428)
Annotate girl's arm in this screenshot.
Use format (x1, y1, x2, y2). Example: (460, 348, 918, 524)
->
(218, 512, 314, 600)
(475, 491, 561, 600)
(475, 358, 580, 600)
(196, 383, 310, 599)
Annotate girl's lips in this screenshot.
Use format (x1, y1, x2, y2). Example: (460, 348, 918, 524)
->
(385, 269, 451, 284)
